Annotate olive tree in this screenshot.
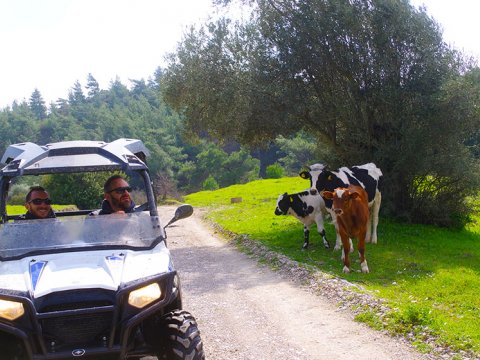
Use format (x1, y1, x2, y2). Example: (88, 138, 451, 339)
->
(163, 0, 480, 226)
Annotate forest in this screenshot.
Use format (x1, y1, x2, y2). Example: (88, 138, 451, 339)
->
(1, 0, 480, 228)
(0, 71, 300, 204)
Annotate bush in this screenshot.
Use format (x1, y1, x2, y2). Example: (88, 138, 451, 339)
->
(202, 175, 219, 190)
(265, 163, 284, 179)
(7, 183, 31, 205)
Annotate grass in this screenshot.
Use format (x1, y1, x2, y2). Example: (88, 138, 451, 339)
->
(184, 177, 480, 356)
(7, 204, 77, 216)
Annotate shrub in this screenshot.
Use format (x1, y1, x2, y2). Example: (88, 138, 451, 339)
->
(202, 175, 219, 190)
(265, 163, 284, 179)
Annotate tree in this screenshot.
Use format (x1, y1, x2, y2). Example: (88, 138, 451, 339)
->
(131, 79, 148, 98)
(154, 172, 180, 200)
(163, 0, 480, 226)
(42, 172, 110, 209)
(177, 141, 260, 191)
(275, 131, 323, 175)
(29, 88, 47, 120)
(3, 101, 38, 145)
(217, 148, 260, 186)
(86, 73, 100, 98)
(107, 78, 130, 107)
(69, 80, 86, 105)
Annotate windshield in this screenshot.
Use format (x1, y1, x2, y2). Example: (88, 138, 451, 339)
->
(0, 212, 164, 260)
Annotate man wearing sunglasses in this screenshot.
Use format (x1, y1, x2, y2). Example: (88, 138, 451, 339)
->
(17, 186, 56, 220)
(97, 175, 135, 215)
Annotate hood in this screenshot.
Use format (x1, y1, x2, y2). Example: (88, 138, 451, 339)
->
(0, 243, 173, 298)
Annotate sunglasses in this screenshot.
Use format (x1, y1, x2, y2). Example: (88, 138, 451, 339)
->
(108, 186, 132, 194)
(29, 198, 52, 205)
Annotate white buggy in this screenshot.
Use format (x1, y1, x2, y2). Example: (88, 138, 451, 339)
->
(0, 139, 204, 359)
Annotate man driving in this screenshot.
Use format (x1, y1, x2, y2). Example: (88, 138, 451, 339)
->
(98, 175, 135, 215)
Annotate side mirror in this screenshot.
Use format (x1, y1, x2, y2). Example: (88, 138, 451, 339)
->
(164, 204, 193, 228)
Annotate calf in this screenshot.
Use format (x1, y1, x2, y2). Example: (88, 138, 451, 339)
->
(300, 163, 382, 249)
(321, 185, 370, 273)
(274, 190, 330, 249)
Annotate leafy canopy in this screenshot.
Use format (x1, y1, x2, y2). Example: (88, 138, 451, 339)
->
(163, 0, 480, 226)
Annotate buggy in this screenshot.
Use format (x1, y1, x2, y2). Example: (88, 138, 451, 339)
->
(0, 139, 204, 359)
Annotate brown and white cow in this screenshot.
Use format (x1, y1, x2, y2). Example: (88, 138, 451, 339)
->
(321, 185, 370, 273)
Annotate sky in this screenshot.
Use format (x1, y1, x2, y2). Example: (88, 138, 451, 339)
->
(0, 0, 217, 108)
(410, 0, 480, 59)
(0, 0, 479, 108)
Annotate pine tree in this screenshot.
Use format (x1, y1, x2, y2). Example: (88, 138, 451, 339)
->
(29, 88, 47, 120)
(68, 80, 86, 105)
(86, 73, 100, 98)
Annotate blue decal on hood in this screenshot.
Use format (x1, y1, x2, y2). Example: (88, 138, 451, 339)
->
(30, 261, 47, 291)
(106, 255, 123, 262)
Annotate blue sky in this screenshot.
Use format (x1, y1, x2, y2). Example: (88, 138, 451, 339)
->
(0, 0, 479, 108)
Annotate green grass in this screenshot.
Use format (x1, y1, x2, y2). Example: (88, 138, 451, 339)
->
(7, 204, 78, 216)
(185, 177, 480, 356)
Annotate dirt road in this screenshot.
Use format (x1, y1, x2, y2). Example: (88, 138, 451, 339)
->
(160, 206, 430, 360)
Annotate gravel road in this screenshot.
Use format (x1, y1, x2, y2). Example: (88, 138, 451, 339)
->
(158, 205, 431, 360)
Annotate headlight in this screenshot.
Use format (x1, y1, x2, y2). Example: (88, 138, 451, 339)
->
(128, 283, 161, 309)
(0, 299, 24, 321)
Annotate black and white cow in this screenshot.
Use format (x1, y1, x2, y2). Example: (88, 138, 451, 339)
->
(274, 190, 330, 250)
(299, 163, 382, 250)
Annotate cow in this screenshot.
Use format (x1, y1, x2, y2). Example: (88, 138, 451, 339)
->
(274, 190, 330, 250)
(321, 185, 370, 273)
(299, 163, 382, 250)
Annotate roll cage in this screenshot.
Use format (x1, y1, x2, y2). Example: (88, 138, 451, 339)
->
(0, 138, 157, 223)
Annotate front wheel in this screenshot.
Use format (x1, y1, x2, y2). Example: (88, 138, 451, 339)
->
(0, 333, 27, 360)
(155, 310, 205, 360)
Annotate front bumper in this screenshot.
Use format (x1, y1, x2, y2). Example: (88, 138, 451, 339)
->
(0, 271, 181, 359)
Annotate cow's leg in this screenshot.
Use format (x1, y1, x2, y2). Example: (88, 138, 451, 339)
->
(331, 211, 353, 252)
(341, 234, 351, 273)
(358, 232, 369, 273)
(315, 213, 330, 249)
(302, 224, 310, 249)
(366, 207, 372, 243)
(370, 192, 382, 244)
(329, 210, 342, 250)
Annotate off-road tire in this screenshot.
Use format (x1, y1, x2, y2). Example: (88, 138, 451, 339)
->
(156, 310, 205, 360)
(0, 333, 27, 360)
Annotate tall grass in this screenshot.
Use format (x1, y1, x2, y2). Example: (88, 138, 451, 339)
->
(185, 177, 480, 355)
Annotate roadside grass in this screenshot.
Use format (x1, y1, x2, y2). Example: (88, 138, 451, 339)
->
(7, 204, 78, 216)
(184, 177, 480, 356)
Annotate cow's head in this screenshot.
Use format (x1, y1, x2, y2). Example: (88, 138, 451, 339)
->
(321, 188, 360, 216)
(299, 163, 330, 195)
(274, 193, 291, 215)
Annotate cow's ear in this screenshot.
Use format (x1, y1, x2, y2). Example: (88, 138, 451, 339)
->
(299, 171, 309, 179)
(349, 191, 360, 200)
(320, 191, 334, 200)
